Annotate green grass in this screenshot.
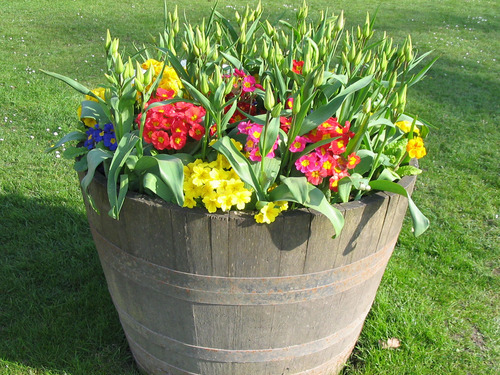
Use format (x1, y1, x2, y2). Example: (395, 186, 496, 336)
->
(0, 0, 498, 374)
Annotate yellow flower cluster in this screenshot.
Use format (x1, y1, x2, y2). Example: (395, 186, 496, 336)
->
(254, 201, 289, 224)
(183, 155, 253, 213)
(78, 87, 106, 127)
(395, 120, 420, 134)
(141, 59, 183, 95)
(407, 137, 427, 159)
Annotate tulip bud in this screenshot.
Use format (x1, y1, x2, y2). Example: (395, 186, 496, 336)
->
(394, 92, 400, 107)
(335, 10, 345, 32)
(216, 23, 222, 39)
(135, 79, 144, 93)
(264, 79, 275, 111)
(235, 11, 241, 23)
(211, 47, 219, 60)
(105, 29, 112, 51)
(303, 58, 311, 76)
(399, 84, 408, 106)
(111, 38, 120, 59)
(225, 76, 235, 96)
(213, 65, 223, 87)
(172, 6, 178, 22)
(255, 0, 262, 16)
(356, 25, 362, 40)
(364, 50, 372, 65)
(195, 27, 204, 49)
(265, 20, 274, 37)
(239, 28, 247, 45)
(271, 102, 282, 118)
(385, 38, 393, 55)
(144, 66, 154, 87)
(243, 5, 250, 22)
(200, 74, 210, 95)
(301, 0, 309, 19)
(104, 73, 117, 85)
(313, 65, 324, 87)
(292, 94, 301, 115)
(341, 52, 349, 69)
(388, 71, 397, 90)
(115, 54, 124, 74)
(261, 42, 269, 59)
(354, 50, 363, 66)
(124, 57, 134, 79)
(363, 13, 371, 39)
(135, 61, 144, 84)
(268, 46, 276, 63)
(182, 41, 189, 53)
(367, 59, 377, 75)
(348, 44, 356, 62)
(299, 20, 307, 36)
(193, 44, 200, 57)
(404, 36, 413, 62)
(363, 97, 372, 114)
(380, 52, 388, 71)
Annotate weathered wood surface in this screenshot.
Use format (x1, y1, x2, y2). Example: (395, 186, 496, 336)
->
(80, 171, 416, 375)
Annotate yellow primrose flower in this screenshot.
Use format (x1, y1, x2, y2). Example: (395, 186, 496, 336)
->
(191, 165, 212, 186)
(274, 201, 289, 212)
(85, 87, 106, 102)
(395, 120, 420, 134)
(255, 202, 281, 224)
(141, 59, 183, 95)
(234, 190, 252, 210)
(183, 195, 197, 208)
(202, 194, 219, 213)
(184, 159, 254, 214)
(217, 195, 234, 212)
(407, 137, 427, 159)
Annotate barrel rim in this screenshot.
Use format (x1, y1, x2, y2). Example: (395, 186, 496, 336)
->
(83, 160, 417, 220)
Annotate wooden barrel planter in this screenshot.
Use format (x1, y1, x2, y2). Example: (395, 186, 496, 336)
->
(80, 171, 416, 375)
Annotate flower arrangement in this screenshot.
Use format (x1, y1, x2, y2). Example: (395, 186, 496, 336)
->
(43, 1, 436, 237)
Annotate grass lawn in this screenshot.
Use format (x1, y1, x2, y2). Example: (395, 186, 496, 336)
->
(0, 0, 498, 374)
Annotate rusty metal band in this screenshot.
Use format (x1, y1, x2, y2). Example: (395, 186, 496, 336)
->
(91, 225, 396, 305)
(120, 304, 367, 364)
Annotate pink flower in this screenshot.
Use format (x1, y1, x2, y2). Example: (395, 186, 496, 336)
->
(241, 75, 256, 93)
(234, 69, 246, 78)
(248, 124, 264, 142)
(289, 136, 308, 153)
(249, 148, 262, 161)
(237, 121, 253, 135)
(295, 154, 319, 173)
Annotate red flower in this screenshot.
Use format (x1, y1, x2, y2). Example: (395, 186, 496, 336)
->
(151, 130, 171, 150)
(346, 152, 361, 169)
(305, 170, 323, 185)
(280, 116, 292, 133)
(185, 105, 206, 125)
(142, 123, 155, 144)
(170, 133, 187, 150)
(189, 123, 205, 141)
(171, 120, 188, 136)
(329, 136, 349, 155)
(292, 60, 304, 75)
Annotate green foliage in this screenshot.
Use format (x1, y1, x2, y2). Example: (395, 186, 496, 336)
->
(0, 0, 498, 373)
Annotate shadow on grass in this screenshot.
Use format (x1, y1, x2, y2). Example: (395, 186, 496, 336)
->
(0, 193, 140, 375)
